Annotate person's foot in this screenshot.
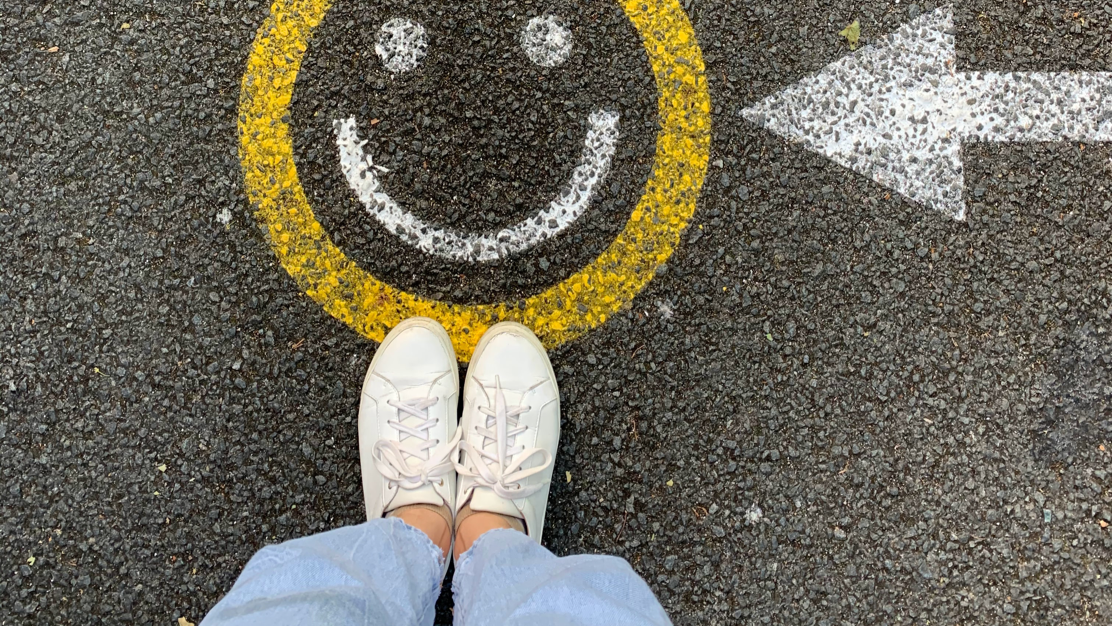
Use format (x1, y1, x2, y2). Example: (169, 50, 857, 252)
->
(359, 318, 460, 564)
(454, 322, 560, 556)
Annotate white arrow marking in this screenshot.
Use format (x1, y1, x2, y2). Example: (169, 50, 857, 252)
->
(741, 6, 1112, 220)
(335, 110, 619, 262)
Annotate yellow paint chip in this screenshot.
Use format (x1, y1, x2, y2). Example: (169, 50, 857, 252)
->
(238, 0, 711, 360)
(566, 471, 572, 483)
(666, 479, 674, 487)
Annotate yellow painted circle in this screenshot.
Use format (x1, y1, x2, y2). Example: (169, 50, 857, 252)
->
(239, 0, 711, 360)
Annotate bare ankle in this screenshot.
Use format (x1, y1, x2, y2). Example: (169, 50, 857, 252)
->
(392, 506, 452, 560)
(453, 511, 524, 560)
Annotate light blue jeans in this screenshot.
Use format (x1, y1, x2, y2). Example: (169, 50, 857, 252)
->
(201, 518, 671, 626)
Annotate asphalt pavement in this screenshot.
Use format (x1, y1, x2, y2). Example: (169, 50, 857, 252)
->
(2, 1, 1111, 624)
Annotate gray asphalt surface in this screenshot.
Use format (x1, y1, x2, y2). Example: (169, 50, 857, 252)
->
(3, 1, 1112, 624)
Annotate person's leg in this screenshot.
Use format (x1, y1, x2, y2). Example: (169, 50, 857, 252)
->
(453, 528, 671, 626)
(203, 318, 463, 625)
(453, 509, 520, 558)
(200, 517, 443, 626)
(395, 506, 453, 558)
(451, 322, 671, 625)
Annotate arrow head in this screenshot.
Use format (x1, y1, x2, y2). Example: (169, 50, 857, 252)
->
(742, 7, 968, 219)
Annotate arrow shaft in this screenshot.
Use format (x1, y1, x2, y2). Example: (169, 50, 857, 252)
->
(956, 72, 1112, 143)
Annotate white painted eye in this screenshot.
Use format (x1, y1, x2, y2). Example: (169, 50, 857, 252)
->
(520, 15, 572, 68)
(375, 18, 427, 74)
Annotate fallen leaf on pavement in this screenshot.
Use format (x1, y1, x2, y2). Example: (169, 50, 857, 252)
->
(839, 20, 861, 50)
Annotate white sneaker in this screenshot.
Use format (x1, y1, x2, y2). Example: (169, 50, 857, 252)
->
(359, 318, 460, 525)
(454, 322, 560, 543)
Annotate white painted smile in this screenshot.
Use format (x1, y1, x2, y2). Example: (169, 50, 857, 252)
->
(330, 14, 620, 263)
(334, 110, 619, 262)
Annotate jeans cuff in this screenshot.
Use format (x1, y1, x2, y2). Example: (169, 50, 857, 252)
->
(451, 528, 527, 593)
(385, 516, 446, 572)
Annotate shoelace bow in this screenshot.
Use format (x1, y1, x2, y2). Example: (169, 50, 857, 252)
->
(455, 377, 552, 499)
(372, 397, 460, 490)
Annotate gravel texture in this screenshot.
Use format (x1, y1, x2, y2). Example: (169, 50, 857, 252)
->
(2, 1, 1111, 625)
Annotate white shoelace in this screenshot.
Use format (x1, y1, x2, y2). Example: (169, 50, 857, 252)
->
(455, 377, 552, 500)
(372, 397, 460, 490)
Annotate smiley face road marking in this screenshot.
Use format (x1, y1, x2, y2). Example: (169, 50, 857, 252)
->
(338, 13, 620, 263)
(239, 0, 711, 360)
(335, 110, 620, 262)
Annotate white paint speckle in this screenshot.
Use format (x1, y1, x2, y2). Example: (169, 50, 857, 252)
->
(745, 502, 763, 525)
(375, 18, 427, 74)
(334, 110, 620, 262)
(521, 15, 573, 68)
(742, 7, 1112, 220)
(216, 208, 232, 225)
(656, 300, 674, 320)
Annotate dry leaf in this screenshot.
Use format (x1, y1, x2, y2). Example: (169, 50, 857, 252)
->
(178, 618, 195, 626)
(839, 20, 862, 51)
(1100, 520, 1109, 529)
(47, 46, 59, 53)
(565, 471, 571, 483)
